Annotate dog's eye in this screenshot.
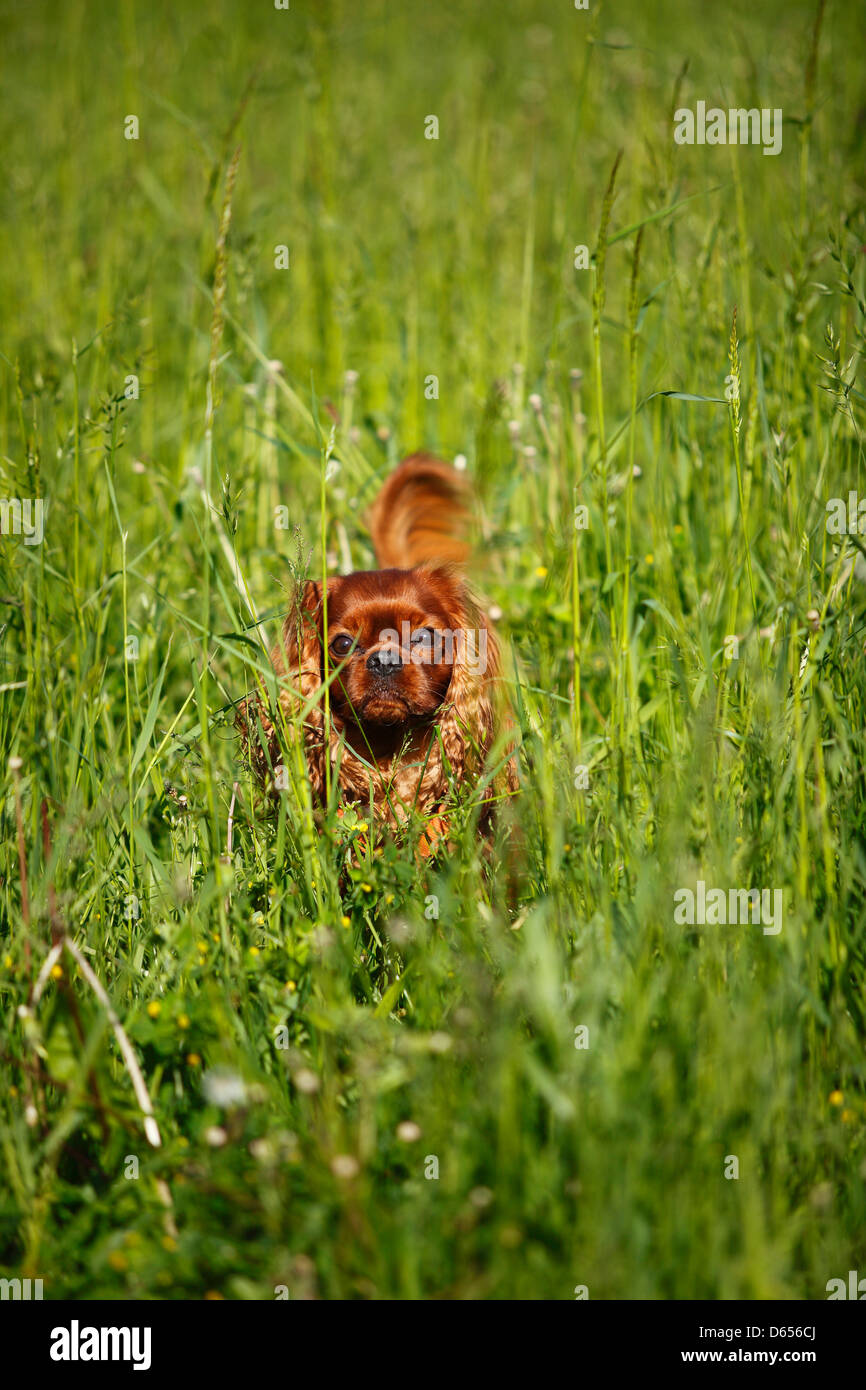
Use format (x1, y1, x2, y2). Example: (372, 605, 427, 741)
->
(410, 627, 435, 646)
(330, 634, 355, 657)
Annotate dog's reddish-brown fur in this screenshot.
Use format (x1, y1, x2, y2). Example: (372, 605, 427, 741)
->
(238, 453, 516, 828)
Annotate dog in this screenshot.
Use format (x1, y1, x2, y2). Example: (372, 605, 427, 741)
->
(237, 454, 517, 842)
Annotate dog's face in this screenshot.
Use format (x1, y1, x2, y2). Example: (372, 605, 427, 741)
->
(312, 568, 462, 731)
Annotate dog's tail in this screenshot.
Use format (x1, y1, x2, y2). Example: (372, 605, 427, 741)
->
(369, 452, 470, 569)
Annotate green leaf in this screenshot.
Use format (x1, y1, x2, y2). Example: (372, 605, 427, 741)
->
(608, 184, 728, 246)
(645, 390, 728, 405)
(130, 640, 172, 776)
(373, 973, 408, 1019)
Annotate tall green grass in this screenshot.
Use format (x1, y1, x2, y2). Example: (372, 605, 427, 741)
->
(1, 0, 865, 1298)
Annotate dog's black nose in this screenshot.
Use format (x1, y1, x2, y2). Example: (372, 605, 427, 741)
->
(366, 648, 402, 677)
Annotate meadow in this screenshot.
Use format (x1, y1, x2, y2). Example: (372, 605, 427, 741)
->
(1, 0, 865, 1299)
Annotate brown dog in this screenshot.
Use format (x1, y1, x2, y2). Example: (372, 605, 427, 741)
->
(238, 454, 516, 836)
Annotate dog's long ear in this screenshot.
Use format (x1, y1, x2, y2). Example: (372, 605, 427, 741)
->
(436, 581, 498, 781)
(276, 578, 327, 692)
(236, 577, 337, 790)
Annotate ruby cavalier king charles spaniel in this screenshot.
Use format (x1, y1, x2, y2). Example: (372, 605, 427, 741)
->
(238, 455, 517, 848)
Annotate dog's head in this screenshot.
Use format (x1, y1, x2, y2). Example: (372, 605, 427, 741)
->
(283, 566, 494, 745)
(237, 563, 510, 815)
